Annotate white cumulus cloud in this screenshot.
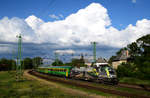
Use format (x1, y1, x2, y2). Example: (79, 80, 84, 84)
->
(0, 3, 150, 49)
(49, 14, 59, 19)
(0, 17, 36, 43)
(54, 49, 75, 55)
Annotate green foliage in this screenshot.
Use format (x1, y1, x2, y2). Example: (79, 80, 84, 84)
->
(64, 62, 73, 66)
(22, 58, 33, 69)
(137, 34, 150, 57)
(71, 57, 85, 67)
(127, 42, 141, 57)
(116, 47, 127, 55)
(63, 54, 85, 67)
(52, 59, 63, 66)
(32, 57, 43, 68)
(108, 56, 116, 64)
(115, 34, 150, 80)
(116, 63, 137, 78)
(0, 58, 16, 71)
(0, 57, 43, 71)
(71, 58, 80, 67)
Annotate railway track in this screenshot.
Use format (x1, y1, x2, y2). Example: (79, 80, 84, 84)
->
(28, 70, 150, 98)
(118, 83, 150, 91)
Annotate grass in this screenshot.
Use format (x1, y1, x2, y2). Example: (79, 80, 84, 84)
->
(57, 82, 116, 97)
(90, 80, 150, 97)
(0, 71, 86, 98)
(116, 87, 150, 96)
(2, 71, 149, 98)
(119, 77, 150, 86)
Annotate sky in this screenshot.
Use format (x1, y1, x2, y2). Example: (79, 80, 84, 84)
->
(0, 0, 150, 63)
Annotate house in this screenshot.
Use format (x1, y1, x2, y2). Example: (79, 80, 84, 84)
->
(84, 57, 108, 67)
(112, 50, 130, 69)
(96, 57, 108, 67)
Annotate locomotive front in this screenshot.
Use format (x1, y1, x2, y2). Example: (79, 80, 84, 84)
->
(97, 64, 118, 84)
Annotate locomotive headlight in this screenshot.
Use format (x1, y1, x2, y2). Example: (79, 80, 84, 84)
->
(109, 75, 112, 78)
(109, 74, 116, 78)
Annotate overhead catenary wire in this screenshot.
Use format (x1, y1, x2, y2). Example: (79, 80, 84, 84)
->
(39, 0, 56, 19)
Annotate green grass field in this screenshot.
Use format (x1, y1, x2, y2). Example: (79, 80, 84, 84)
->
(119, 77, 150, 86)
(91, 81, 150, 97)
(0, 71, 86, 98)
(1, 71, 149, 98)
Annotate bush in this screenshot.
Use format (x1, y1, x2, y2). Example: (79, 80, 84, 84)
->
(116, 61, 150, 80)
(117, 63, 136, 78)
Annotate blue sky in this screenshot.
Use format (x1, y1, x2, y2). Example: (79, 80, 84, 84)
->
(1, 0, 150, 29)
(0, 0, 150, 63)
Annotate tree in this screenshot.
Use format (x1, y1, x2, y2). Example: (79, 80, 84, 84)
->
(64, 62, 73, 66)
(116, 47, 127, 55)
(127, 42, 141, 58)
(116, 62, 137, 78)
(134, 34, 150, 79)
(23, 58, 33, 69)
(79, 54, 85, 67)
(71, 58, 81, 67)
(115, 34, 150, 79)
(0, 58, 16, 71)
(137, 34, 150, 57)
(52, 60, 63, 66)
(32, 57, 43, 68)
(71, 56, 85, 68)
(108, 56, 116, 65)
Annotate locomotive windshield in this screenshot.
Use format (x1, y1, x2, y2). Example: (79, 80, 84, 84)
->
(99, 65, 115, 75)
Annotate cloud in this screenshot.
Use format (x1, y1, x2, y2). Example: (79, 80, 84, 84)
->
(0, 2, 150, 51)
(132, 0, 136, 3)
(54, 49, 75, 55)
(49, 14, 59, 19)
(59, 14, 64, 18)
(0, 16, 38, 43)
(25, 15, 44, 30)
(0, 44, 14, 53)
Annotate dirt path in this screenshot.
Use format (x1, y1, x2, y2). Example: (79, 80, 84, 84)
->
(24, 70, 110, 98)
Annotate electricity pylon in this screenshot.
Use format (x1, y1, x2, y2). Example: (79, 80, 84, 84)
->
(16, 34, 23, 81)
(91, 42, 97, 65)
(55, 52, 59, 65)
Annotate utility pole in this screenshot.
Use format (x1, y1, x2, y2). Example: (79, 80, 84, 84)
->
(91, 42, 97, 65)
(16, 34, 23, 81)
(55, 52, 59, 65)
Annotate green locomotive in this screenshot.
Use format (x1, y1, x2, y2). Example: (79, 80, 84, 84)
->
(37, 66, 73, 77)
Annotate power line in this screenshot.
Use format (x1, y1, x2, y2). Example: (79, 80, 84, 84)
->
(40, 0, 55, 18)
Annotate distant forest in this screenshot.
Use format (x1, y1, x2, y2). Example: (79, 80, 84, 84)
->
(0, 57, 42, 71)
(0, 54, 85, 71)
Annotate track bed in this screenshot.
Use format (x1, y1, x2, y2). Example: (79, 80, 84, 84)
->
(29, 70, 150, 98)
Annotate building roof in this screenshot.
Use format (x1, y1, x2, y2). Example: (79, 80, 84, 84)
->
(96, 57, 107, 63)
(84, 59, 91, 63)
(113, 50, 130, 61)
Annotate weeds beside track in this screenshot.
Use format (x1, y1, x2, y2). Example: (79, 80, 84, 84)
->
(29, 70, 150, 98)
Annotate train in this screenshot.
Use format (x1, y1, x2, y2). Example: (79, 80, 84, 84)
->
(36, 64, 118, 85)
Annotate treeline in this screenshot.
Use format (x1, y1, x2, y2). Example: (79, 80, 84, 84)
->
(52, 55, 85, 67)
(110, 34, 150, 79)
(0, 57, 43, 71)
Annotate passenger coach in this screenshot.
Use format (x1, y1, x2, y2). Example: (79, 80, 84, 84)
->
(37, 66, 73, 77)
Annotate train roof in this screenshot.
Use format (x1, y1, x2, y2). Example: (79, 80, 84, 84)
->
(38, 66, 73, 69)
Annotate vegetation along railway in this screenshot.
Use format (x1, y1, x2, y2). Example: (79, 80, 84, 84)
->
(27, 65, 150, 98)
